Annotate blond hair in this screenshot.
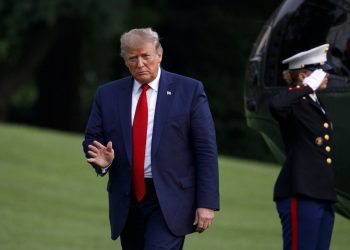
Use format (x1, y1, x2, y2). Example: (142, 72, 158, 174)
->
(120, 28, 163, 58)
(282, 69, 310, 84)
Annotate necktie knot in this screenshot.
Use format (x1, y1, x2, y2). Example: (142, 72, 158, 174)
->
(141, 84, 150, 92)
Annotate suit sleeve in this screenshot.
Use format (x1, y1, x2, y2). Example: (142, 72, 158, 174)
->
(82, 88, 108, 176)
(269, 86, 313, 121)
(190, 82, 220, 210)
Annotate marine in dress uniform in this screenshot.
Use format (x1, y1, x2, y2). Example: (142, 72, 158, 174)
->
(269, 44, 336, 250)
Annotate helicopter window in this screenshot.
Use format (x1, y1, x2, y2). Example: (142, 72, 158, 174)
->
(265, 0, 350, 87)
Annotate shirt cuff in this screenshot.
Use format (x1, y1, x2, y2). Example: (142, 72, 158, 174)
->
(101, 162, 112, 174)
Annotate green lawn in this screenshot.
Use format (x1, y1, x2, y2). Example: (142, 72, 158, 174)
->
(0, 123, 349, 250)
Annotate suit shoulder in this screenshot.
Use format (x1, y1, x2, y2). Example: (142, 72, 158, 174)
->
(164, 70, 202, 88)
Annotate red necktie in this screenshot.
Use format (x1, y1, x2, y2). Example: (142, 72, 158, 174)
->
(132, 84, 150, 202)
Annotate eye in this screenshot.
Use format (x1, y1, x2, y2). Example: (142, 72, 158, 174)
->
(142, 54, 152, 60)
(128, 56, 137, 63)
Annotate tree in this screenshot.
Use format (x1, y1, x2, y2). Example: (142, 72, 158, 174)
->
(0, 0, 129, 130)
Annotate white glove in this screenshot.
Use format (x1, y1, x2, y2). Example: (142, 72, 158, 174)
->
(302, 69, 327, 91)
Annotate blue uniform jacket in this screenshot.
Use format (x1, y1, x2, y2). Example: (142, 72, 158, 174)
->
(269, 85, 336, 202)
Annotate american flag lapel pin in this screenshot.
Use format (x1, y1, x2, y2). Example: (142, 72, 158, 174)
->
(167, 91, 172, 95)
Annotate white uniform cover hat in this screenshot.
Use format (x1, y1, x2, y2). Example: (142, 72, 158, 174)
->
(282, 44, 332, 71)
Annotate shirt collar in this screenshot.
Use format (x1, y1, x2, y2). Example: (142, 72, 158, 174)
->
(133, 67, 161, 94)
(309, 92, 317, 102)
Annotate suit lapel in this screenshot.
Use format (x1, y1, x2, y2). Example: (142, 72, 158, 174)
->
(151, 70, 175, 156)
(118, 78, 133, 165)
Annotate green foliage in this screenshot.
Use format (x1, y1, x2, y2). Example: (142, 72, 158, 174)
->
(10, 80, 38, 106)
(0, 123, 349, 250)
(0, 0, 129, 64)
(0, 0, 130, 129)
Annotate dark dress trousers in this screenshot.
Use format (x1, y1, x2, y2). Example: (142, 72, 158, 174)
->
(269, 85, 336, 202)
(83, 69, 220, 240)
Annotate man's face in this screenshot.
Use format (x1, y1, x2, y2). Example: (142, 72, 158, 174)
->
(124, 43, 162, 84)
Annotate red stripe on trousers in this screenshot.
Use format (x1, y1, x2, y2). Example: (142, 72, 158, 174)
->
(291, 197, 298, 250)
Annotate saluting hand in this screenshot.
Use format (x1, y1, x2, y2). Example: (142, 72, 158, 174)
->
(87, 140, 115, 168)
(193, 208, 215, 233)
(303, 69, 327, 91)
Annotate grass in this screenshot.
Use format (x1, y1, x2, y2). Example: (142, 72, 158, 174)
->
(0, 122, 349, 250)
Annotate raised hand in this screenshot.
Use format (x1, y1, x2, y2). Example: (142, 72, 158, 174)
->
(303, 69, 327, 91)
(87, 140, 115, 168)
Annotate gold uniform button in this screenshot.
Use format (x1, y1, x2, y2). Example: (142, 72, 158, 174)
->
(323, 122, 329, 128)
(296, 85, 301, 88)
(326, 158, 332, 164)
(325, 146, 331, 152)
(324, 134, 330, 140)
(315, 137, 324, 146)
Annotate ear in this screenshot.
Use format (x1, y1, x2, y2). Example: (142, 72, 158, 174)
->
(155, 56, 162, 67)
(123, 58, 129, 67)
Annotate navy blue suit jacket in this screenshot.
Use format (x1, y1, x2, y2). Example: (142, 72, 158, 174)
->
(83, 69, 219, 239)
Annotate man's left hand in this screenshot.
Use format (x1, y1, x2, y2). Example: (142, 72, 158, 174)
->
(193, 208, 215, 233)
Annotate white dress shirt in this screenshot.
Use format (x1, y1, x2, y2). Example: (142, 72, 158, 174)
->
(131, 68, 161, 178)
(309, 93, 325, 114)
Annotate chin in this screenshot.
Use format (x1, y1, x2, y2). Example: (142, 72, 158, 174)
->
(136, 77, 151, 84)
(320, 84, 328, 90)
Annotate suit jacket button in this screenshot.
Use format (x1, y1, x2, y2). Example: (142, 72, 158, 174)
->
(324, 134, 330, 140)
(326, 158, 332, 164)
(323, 122, 329, 128)
(325, 146, 331, 152)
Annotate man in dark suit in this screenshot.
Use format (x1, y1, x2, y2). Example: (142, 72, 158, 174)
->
(82, 27, 219, 249)
(269, 44, 336, 250)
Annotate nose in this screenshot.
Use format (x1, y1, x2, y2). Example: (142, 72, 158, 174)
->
(136, 57, 145, 67)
